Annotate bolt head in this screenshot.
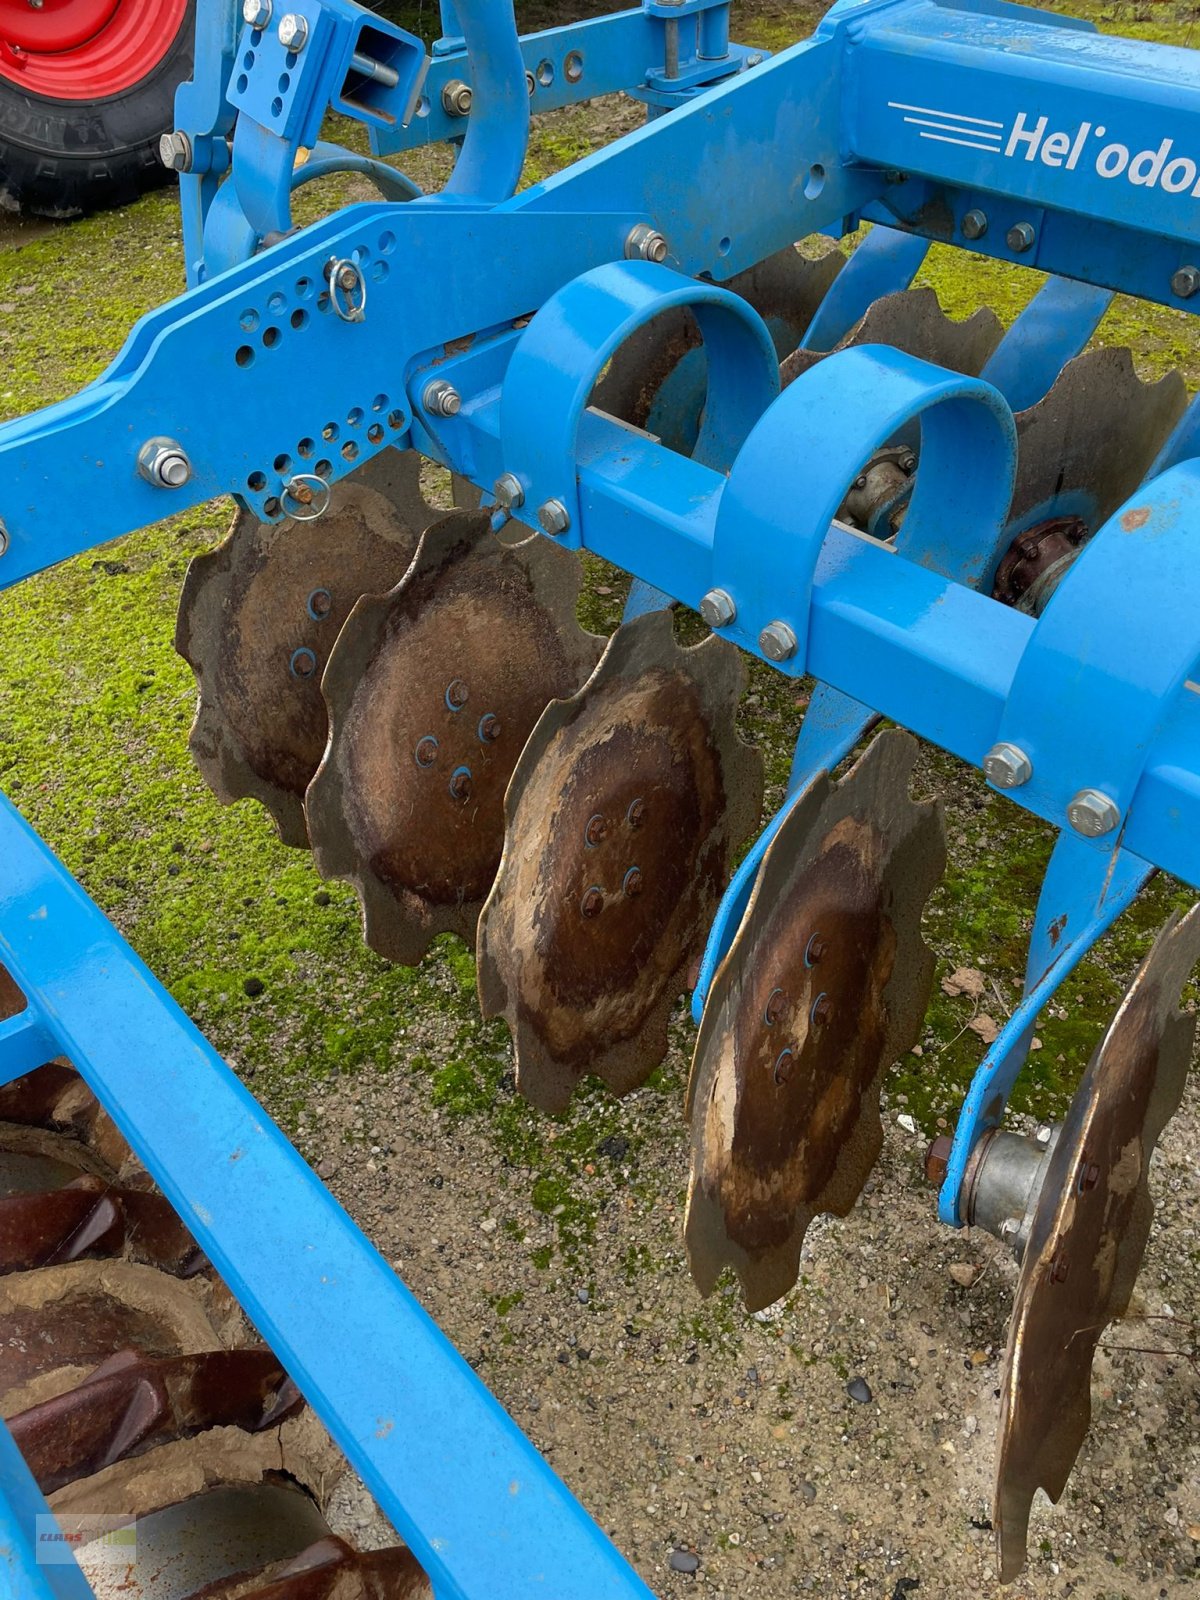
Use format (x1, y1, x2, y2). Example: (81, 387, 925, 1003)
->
(1050, 1253, 1070, 1284)
(445, 679, 469, 709)
(278, 12, 307, 49)
(242, 0, 272, 25)
(449, 767, 472, 801)
(581, 886, 604, 919)
(622, 866, 643, 897)
(805, 934, 826, 965)
(962, 208, 988, 241)
(699, 588, 736, 629)
(415, 736, 438, 767)
(537, 499, 571, 537)
(763, 987, 786, 1026)
(442, 79, 473, 117)
(1067, 788, 1120, 838)
(1006, 221, 1035, 254)
(982, 741, 1032, 790)
(998, 1217, 1020, 1242)
(1172, 264, 1200, 299)
(422, 379, 461, 419)
(811, 994, 832, 1026)
(625, 223, 669, 264)
(626, 797, 645, 828)
(758, 621, 798, 663)
(158, 131, 192, 172)
(584, 814, 607, 847)
(772, 1048, 794, 1086)
(492, 473, 524, 513)
(1035, 1124, 1054, 1147)
(0, 519, 10, 558)
(478, 713, 502, 742)
(924, 1136, 952, 1186)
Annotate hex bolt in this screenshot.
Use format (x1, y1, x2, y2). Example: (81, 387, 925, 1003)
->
(1035, 1124, 1054, 1146)
(1007, 221, 1036, 254)
(336, 263, 359, 292)
(1067, 788, 1120, 837)
(626, 797, 645, 828)
(449, 767, 473, 801)
(622, 866, 643, 897)
(1050, 1252, 1070, 1284)
(537, 499, 571, 537)
(158, 131, 193, 173)
(307, 587, 332, 620)
(763, 987, 786, 1026)
(962, 208, 988, 241)
(442, 79, 473, 117)
(811, 993, 832, 1026)
(580, 886, 604, 919)
(584, 814, 607, 847)
(525, 69, 536, 97)
(137, 438, 192, 489)
(278, 12, 308, 50)
(445, 679, 469, 709)
(414, 735, 438, 768)
(924, 1135, 953, 1186)
(773, 1048, 794, 1086)
(1078, 1158, 1100, 1192)
(625, 223, 669, 263)
(1172, 265, 1200, 299)
(478, 712, 502, 742)
(998, 1217, 1021, 1244)
(422, 379, 461, 418)
(492, 473, 524, 513)
(699, 588, 736, 629)
(242, 0, 272, 25)
(805, 933, 826, 966)
(758, 621, 798, 662)
(0, 519, 10, 558)
(983, 741, 1033, 789)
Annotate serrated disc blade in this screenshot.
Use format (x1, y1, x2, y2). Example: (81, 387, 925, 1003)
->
(1008, 345, 1187, 533)
(591, 244, 844, 451)
(994, 904, 1200, 1583)
(305, 513, 604, 966)
(684, 730, 945, 1312)
(477, 609, 763, 1114)
(176, 451, 435, 847)
(780, 286, 1004, 386)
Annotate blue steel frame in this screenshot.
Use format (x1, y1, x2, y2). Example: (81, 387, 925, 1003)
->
(4, 0, 1200, 1586)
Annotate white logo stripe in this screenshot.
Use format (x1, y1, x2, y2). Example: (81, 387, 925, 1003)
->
(887, 100, 1004, 129)
(903, 115, 1001, 140)
(918, 131, 1005, 152)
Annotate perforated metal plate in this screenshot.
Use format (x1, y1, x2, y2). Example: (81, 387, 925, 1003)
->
(1007, 345, 1187, 532)
(684, 731, 944, 1311)
(994, 904, 1200, 1583)
(477, 609, 763, 1113)
(306, 513, 603, 965)
(780, 286, 1004, 387)
(176, 450, 435, 847)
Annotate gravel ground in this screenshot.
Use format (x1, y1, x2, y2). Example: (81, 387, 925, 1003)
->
(295, 974, 1200, 1600)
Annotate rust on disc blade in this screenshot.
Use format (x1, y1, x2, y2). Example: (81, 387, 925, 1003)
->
(684, 730, 945, 1312)
(477, 608, 763, 1113)
(591, 243, 845, 452)
(305, 513, 603, 966)
(175, 450, 435, 848)
(994, 904, 1200, 1584)
(780, 286, 1004, 387)
(1008, 345, 1187, 533)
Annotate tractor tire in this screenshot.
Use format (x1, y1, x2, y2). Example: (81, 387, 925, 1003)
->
(0, 0, 194, 219)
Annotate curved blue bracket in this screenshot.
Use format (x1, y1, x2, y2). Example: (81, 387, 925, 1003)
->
(500, 259, 780, 545)
(937, 831, 1151, 1225)
(710, 344, 1016, 673)
(981, 277, 1112, 414)
(993, 458, 1200, 833)
(446, 0, 530, 202)
(799, 227, 929, 352)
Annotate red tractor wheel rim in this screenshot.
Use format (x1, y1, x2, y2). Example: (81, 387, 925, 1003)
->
(0, 0, 187, 101)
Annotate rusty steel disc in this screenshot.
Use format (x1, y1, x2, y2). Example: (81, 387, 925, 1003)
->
(477, 608, 763, 1113)
(305, 512, 604, 966)
(1006, 345, 1186, 535)
(780, 286, 1004, 388)
(684, 730, 945, 1312)
(994, 904, 1200, 1583)
(176, 450, 436, 848)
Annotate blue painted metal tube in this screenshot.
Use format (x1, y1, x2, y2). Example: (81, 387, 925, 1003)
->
(445, 0, 530, 202)
(0, 794, 655, 1600)
(0, 1420, 93, 1600)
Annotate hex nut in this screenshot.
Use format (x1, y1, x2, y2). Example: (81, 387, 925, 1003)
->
(137, 438, 192, 489)
(442, 79, 473, 117)
(625, 223, 669, 264)
(422, 379, 461, 418)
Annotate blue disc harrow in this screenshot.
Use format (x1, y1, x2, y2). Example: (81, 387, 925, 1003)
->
(2, 0, 1200, 1592)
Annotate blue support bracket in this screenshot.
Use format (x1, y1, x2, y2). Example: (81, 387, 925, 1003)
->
(0, 1418, 94, 1600)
